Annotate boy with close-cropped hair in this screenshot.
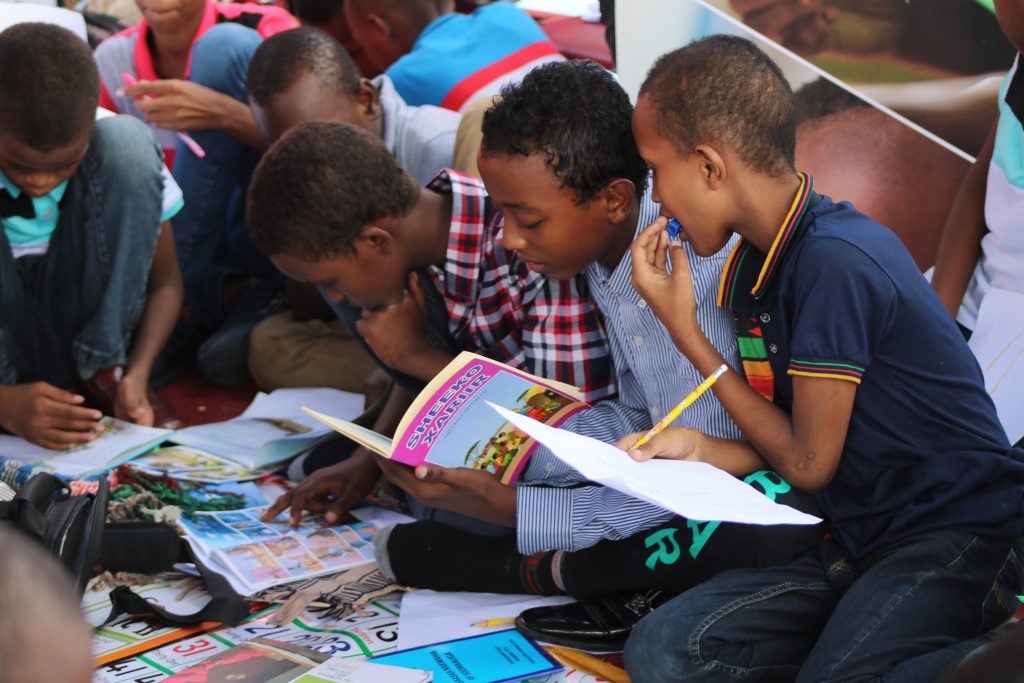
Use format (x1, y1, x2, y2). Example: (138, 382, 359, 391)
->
(244, 25, 465, 395)
(0, 22, 183, 446)
(622, 35, 1024, 681)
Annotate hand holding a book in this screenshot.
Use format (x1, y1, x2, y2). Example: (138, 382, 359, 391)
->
(0, 383, 104, 450)
(376, 458, 517, 527)
(261, 450, 381, 526)
(357, 274, 453, 381)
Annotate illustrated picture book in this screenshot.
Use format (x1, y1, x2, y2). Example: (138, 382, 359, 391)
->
(303, 352, 589, 485)
(179, 505, 380, 593)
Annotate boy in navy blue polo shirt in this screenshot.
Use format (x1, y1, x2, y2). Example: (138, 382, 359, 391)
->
(621, 35, 1024, 682)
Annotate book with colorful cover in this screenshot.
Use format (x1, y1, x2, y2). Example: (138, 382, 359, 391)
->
(304, 352, 589, 485)
(371, 629, 562, 683)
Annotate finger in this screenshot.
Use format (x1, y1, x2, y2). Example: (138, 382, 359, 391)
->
(42, 416, 106, 432)
(40, 428, 97, 449)
(323, 491, 359, 524)
(666, 242, 692, 277)
(123, 79, 178, 97)
(653, 228, 669, 272)
(35, 383, 86, 405)
(262, 492, 294, 521)
(414, 464, 446, 483)
(614, 432, 647, 451)
(43, 400, 104, 422)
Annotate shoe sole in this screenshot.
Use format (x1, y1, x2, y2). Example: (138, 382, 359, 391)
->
(514, 617, 627, 652)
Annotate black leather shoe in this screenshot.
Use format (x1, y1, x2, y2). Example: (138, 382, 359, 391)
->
(515, 589, 673, 651)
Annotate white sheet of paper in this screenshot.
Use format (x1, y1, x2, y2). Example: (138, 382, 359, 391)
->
(242, 388, 364, 422)
(396, 590, 574, 651)
(968, 287, 1024, 445)
(490, 404, 821, 525)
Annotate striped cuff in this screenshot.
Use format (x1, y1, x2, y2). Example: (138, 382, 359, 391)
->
(516, 485, 577, 554)
(787, 358, 865, 384)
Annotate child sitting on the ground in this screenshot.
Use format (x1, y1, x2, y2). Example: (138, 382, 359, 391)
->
(932, 1, 1024, 356)
(0, 528, 93, 683)
(343, 0, 563, 111)
(0, 23, 183, 446)
(243, 26, 466, 394)
(246, 120, 615, 533)
(94, 0, 297, 388)
(622, 34, 1024, 681)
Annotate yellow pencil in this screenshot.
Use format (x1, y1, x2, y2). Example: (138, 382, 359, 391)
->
(471, 617, 516, 628)
(631, 364, 729, 449)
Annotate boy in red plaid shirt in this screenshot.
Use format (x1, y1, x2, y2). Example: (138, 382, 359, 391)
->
(246, 120, 614, 532)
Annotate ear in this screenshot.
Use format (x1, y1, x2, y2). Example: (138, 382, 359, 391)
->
(368, 13, 394, 40)
(694, 144, 727, 190)
(600, 179, 636, 224)
(354, 224, 395, 256)
(358, 78, 382, 120)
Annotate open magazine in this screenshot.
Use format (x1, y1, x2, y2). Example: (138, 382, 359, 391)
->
(0, 417, 171, 479)
(304, 353, 590, 485)
(170, 388, 364, 470)
(179, 505, 381, 593)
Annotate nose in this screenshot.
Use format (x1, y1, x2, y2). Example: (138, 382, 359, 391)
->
(22, 172, 60, 197)
(502, 222, 528, 252)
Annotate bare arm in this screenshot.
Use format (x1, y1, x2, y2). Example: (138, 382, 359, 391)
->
(123, 80, 268, 151)
(630, 221, 856, 491)
(116, 221, 183, 424)
(932, 120, 997, 318)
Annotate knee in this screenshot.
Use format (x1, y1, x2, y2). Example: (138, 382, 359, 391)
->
(189, 23, 262, 92)
(89, 116, 163, 186)
(624, 604, 699, 683)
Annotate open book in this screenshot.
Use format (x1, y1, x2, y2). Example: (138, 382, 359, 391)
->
(304, 353, 589, 485)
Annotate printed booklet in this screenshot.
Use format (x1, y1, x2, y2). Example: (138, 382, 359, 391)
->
(372, 629, 561, 683)
(304, 352, 589, 485)
(179, 506, 379, 593)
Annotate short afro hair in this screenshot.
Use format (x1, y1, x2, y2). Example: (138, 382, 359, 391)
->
(0, 23, 99, 150)
(248, 27, 362, 107)
(640, 35, 796, 177)
(481, 59, 648, 203)
(247, 121, 419, 260)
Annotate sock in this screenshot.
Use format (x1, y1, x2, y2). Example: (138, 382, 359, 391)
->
(381, 520, 563, 595)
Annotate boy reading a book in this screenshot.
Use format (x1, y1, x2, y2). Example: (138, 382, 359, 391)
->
(243, 26, 464, 394)
(246, 120, 615, 532)
(367, 59, 822, 651)
(94, 0, 297, 387)
(0, 23, 184, 448)
(621, 35, 1024, 681)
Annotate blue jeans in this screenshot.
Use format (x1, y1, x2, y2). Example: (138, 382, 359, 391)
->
(154, 23, 282, 386)
(0, 116, 164, 387)
(624, 530, 1024, 682)
(170, 22, 276, 329)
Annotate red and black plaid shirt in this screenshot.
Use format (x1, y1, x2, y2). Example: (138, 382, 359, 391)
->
(427, 170, 616, 403)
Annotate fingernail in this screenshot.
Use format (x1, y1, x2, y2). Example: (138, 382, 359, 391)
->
(115, 88, 125, 97)
(325, 512, 337, 522)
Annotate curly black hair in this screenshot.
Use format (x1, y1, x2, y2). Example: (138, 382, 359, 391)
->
(247, 121, 419, 259)
(640, 35, 796, 177)
(248, 27, 361, 107)
(480, 59, 648, 203)
(0, 23, 98, 151)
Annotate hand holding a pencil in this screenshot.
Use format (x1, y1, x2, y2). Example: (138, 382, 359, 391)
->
(617, 425, 705, 462)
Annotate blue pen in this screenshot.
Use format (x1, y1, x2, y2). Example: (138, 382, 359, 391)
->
(667, 218, 682, 241)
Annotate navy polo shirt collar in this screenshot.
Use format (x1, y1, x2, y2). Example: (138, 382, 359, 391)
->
(717, 172, 815, 313)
